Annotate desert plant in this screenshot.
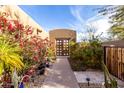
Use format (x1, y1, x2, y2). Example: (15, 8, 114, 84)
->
(101, 61, 118, 88)
(0, 35, 24, 75)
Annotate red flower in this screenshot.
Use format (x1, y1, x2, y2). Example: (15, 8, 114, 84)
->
(26, 27, 33, 35)
(8, 23, 13, 31)
(13, 20, 19, 25)
(2, 18, 7, 25)
(15, 34, 19, 39)
(33, 56, 38, 62)
(22, 75, 30, 82)
(18, 24, 24, 31)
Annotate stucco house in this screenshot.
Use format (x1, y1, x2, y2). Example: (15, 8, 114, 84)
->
(49, 29, 76, 56)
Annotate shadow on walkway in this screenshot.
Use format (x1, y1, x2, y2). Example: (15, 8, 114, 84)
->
(42, 56, 79, 88)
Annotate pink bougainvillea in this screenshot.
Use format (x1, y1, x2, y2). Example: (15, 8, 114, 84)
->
(0, 12, 50, 63)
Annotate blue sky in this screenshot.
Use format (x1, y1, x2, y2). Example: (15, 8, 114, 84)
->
(19, 5, 110, 41)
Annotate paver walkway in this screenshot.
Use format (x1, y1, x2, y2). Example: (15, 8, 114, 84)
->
(41, 56, 79, 88)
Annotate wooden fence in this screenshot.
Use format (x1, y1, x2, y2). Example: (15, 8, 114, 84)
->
(104, 47, 124, 81)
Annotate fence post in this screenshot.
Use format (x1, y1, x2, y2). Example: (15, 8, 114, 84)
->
(104, 46, 106, 64)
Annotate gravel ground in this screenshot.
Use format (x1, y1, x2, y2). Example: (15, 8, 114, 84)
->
(29, 73, 46, 88)
(28, 67, 53, 88)
(29, 62, 55, 88)
(74, 70, 124, 88)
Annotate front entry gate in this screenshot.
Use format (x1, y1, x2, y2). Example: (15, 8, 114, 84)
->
(56, 38, 69, 56)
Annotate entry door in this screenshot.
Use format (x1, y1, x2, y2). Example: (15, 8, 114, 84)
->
(56, 38, 69, 56)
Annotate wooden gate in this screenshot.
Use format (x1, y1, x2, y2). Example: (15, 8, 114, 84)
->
(56, 38, 69, 56)
(105, 47, 124, 81)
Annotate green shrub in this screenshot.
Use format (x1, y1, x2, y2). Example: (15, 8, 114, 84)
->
(69, 40, 103, 71)
(0, 35, 24, 75)
(47, 47, 56, 60)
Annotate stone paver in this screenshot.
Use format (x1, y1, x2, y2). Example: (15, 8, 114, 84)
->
(41, 56, 79, 88)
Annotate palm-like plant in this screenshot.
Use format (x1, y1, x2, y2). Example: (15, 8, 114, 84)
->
(0, 35, 24, 75)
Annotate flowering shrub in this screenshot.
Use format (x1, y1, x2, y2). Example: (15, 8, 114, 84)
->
(0, 12, 50, 63)
(23, 36, 49, 62)
(0, 12, 53, 87)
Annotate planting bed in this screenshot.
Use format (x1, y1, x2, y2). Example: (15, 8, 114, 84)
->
(79, 83, 103, 88)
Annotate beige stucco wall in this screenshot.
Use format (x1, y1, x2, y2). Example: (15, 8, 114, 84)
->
(0, 5, 49, 39)
(49, 29, 76, 50)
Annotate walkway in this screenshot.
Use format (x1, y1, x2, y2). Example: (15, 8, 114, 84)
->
(41, 56, 79, 88)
